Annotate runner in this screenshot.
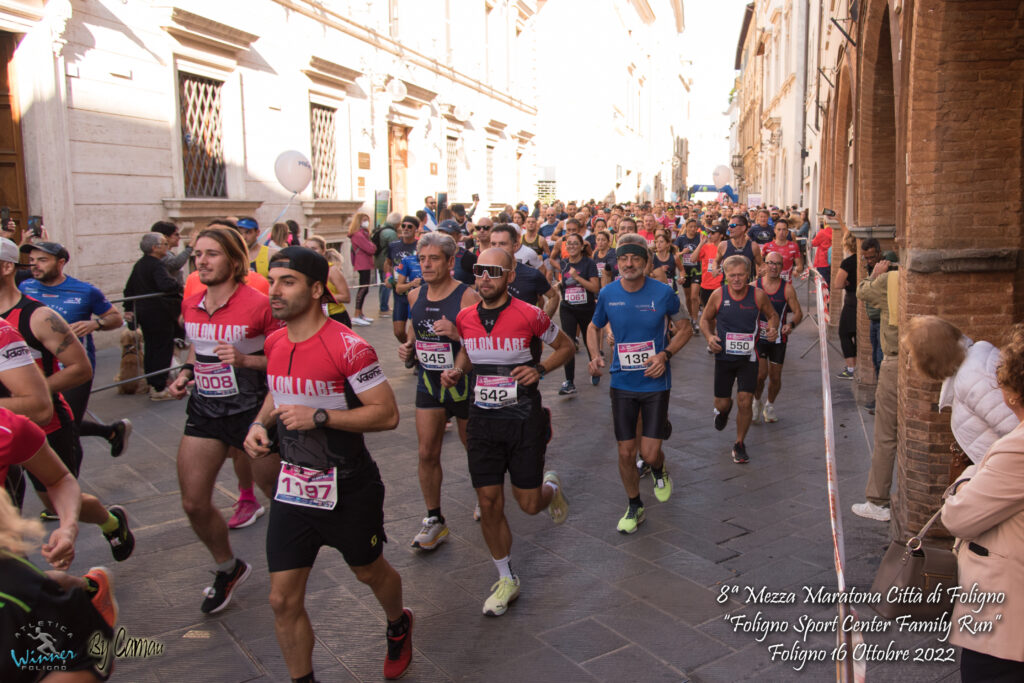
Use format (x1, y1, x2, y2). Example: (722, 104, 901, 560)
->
(593, 230, 618, 287)
(716, 215, 763, 276)
(760, 217, 803, 281)
(166, 226, 283, 613)
(586, 233, 693, 533)
(440, 247, 573, 616)
(0, 239, 134, 560)
(385, 216, 421, 338)
(695, 225, 726, 313)
(699, 255, 780, 464)
(649, 232, 681, 289)
(397, 233, 481, 550)
(557, 233, 600, 393)
(489, 224, 560, 318)
(244, 246, 412, 681)
(675, 219, 703, 324)
(751, 253, 803, 424)
(747, 209, 775, 245)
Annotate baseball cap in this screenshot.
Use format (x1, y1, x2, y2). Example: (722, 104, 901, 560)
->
(437, 219, 461, 235)
(268, 246, 336, 303)
(451, 203, 466, 216)
(0, 238, 19, 263)
(236, 217, 259, 231)
(20, 241, 70, 262)
(882, 250, 899, 264)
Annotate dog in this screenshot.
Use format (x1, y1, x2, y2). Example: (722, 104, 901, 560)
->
(115, 328, 148, 395)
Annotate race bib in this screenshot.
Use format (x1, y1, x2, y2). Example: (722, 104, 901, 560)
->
(596, 262, 606, 271)
(275, 463, 337, 510)
(617, 340, 655, 371)
(681, 253, 696, 267)
(474, 375, 517, 409)
(725, 332, 756, 357)
(194, 361, 239, 397)
(415, 340, 454, 371)
(706, 260, 717, 274)
(781, 270, 792, 282)
(758, 319, 781, 343)
(565, 286, 587, 305)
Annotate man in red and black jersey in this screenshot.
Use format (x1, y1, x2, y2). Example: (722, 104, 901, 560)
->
(0, 238, 135, 561)
(244, 247, 412, 682)
(166, 226, 283, 614)
(440, 247, 574, 617)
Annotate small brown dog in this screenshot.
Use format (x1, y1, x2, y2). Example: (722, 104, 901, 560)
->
(115, 328, 148, 395)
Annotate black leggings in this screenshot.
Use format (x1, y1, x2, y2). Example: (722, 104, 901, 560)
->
(63, 378, 113, 438)
(559, 305, 594, 383)
(354, 269, 372, 312)
(838, 297, 857, 359)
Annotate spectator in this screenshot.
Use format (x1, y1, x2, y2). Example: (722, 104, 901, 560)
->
(374, 212, 399, 315)
(151, 221, 192, 288)
(422, 195, 438, 229)
(348, 212, 376, 325)
(811, 221, 832, 286)
(834, 232, 858, 379)
(266, 222, 290, 250)
(123, 232, 182, 400)
(304, 235, 352, 327)
(904, 316, 1017, 464)
(941, 322, 1024, 681)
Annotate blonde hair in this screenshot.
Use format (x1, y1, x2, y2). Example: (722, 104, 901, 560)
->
(902, 316, 966, 381)
(270, 222, 290, 246)
(997, 322, 1024, 398)
(0, 488, 43, 555)
(304, 235, 327, 253)
(347, 213, 371, 237)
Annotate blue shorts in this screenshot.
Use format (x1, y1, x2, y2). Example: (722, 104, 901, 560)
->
(393, 295, 411, 322)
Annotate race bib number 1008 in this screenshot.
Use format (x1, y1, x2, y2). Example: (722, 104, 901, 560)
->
(194, 361, 239, 397)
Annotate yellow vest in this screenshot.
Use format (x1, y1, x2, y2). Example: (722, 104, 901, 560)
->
(326, 261, 346, 316)
(253, 245, 270, 277)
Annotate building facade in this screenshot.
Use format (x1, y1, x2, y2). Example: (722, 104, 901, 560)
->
(533, 0, 687, 204)
(0, 0, 538, 300)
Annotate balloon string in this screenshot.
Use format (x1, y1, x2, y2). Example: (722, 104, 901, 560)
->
(258, 192, 297, 243)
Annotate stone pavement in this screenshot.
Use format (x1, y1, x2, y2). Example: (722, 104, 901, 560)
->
(22, 283, 960, 682)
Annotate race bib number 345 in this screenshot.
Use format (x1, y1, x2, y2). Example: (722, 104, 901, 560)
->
(415, 340, 454, 370)
(474, 375, 517, 409)
(617, 340, 655, 371)
(275, 463, 337, 510)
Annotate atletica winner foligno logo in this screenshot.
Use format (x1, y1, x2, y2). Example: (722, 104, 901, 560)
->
(11, 619, 164, 674)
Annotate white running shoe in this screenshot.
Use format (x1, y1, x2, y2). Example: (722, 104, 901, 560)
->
(763, 402, 778, 423)
(351, 317, 371, 326)
(851, 501, 891, 522)
(751, 398, 763, 425)
(483, 575, 520, 616)
(411, 516, 449, 550)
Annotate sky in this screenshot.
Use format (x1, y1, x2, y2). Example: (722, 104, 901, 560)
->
(678, 0, 751, 186)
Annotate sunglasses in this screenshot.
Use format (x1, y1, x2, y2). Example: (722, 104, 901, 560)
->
(729, 223, 739, 228)
(766, 261, 784, 267)
(473, 264, 510, 279)
(401, 223, 416, 229)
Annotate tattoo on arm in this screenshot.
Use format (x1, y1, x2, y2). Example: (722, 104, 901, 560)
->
(45, 314, 75, 355)
(55, 334, 76, 355)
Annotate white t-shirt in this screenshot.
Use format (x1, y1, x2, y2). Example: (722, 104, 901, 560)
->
(515, 245, 543, 269)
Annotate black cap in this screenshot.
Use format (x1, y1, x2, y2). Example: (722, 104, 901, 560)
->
(451, 203, 466, 216)
(401, 215, 420, 228)
(437, 219, 461, 235)
(268, 246, 336, 303)
(20, 241, 70, 262)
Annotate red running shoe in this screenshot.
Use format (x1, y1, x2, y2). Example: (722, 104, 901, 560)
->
(84, 567, 118, 628)
(383, 608, 413, 679)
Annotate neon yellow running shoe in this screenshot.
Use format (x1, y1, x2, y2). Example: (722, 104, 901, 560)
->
(653, 470, 672, 503)
(616, 505, 646, 534)
(483, 576, 520, 616)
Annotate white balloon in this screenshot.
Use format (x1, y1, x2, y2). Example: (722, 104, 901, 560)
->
(274, 150, 312, 194)
(712, 165, 733, 189)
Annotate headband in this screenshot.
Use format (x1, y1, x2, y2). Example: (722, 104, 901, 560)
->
(617, 243, 649, 260)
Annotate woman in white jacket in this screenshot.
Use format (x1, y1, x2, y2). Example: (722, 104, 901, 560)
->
(903, 316, 1016, 463)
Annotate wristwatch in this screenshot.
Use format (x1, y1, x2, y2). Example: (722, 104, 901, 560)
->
(313, 408, 329, 428)
(536, 363, 547, 379)
(662, 349, 673, 361)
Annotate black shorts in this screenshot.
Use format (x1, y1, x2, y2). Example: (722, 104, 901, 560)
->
(415, 390, 469, 420)
(700, 287, 716, 307)
(185, 405, 261, 450)
(267, 463, 386, 571)
(610, 388, 671, 442)
(466, 399, 550, 489)
(681, 266, 701, 288)
(714, 358, 759, 398)
(757, 340, 787, 365)
(330, 310, 352, 327)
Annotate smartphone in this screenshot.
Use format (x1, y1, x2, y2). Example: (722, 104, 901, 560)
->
(472, 193, 479, 202)
(0, 207, 9, 224)
(28, 215, 42, 237)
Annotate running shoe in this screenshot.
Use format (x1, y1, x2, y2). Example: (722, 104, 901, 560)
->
(543, 471, 569, 524)
(39, 510, 59, 522)
(352, 317, 371, 326)
(763, 402, 778, 423)
(851, 501, 891, 522)
(636, 457, 651, 479)
(714, 407, 730, 431)
(616, 504, 645, 534)
(751, 398, 763, 425)
(103, 505, 135, 562)
(836, 368, 854, 379)
(473, 503, 482, 522)
(227, 499, 265, 529)
(84, 567, 118, 628)
(558, 381, 577, 396)
(384, 608, 414, 679)
(591, 374, 600, 386)
(653, 470, 672, 503)
(483, 575, 520, 616)
(361, 315, 375, 323)
(200, 559, 251, 614)
(108, 419, 132, 457)
(732, 442, 750, 464)
(411, 516, 449, 550)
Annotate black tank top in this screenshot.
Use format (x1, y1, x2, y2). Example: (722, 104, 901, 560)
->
(756, 277, 789, 343)
(651, 252, 677, 290)
(723, 238, 755, 267)
(715, 285, 760, 361)
(410, 282, 470, 400)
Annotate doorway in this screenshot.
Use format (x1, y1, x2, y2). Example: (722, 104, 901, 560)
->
(0, 32, 28, 232)
(388, 123, 409, 215)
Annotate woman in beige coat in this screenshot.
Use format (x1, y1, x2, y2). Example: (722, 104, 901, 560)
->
(941, 322, 1024, 681)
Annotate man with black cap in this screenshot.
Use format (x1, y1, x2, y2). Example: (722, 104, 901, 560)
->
(244, 246, 412, 682)
(19, 241, 129, 458)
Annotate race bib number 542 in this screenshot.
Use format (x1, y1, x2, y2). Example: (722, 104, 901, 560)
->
(474, 375, 517, 409)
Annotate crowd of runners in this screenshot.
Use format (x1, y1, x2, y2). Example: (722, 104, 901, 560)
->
(0, 198, 815, 682)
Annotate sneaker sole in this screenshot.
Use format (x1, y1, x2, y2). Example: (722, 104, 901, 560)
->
(86, 566, 119, 627)
(228, 505, 265, 530)
(483, 591, 519, 617)
(111, 420, 132, 457)
(732, 453, 749, 464)
(617, 511, 646, 534)
(203, 562, 252, 614)
(411, 527, 449, 550)
(107, 506, 135, 562)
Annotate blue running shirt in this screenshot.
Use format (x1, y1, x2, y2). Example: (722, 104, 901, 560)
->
(19, 276, 112, 369)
